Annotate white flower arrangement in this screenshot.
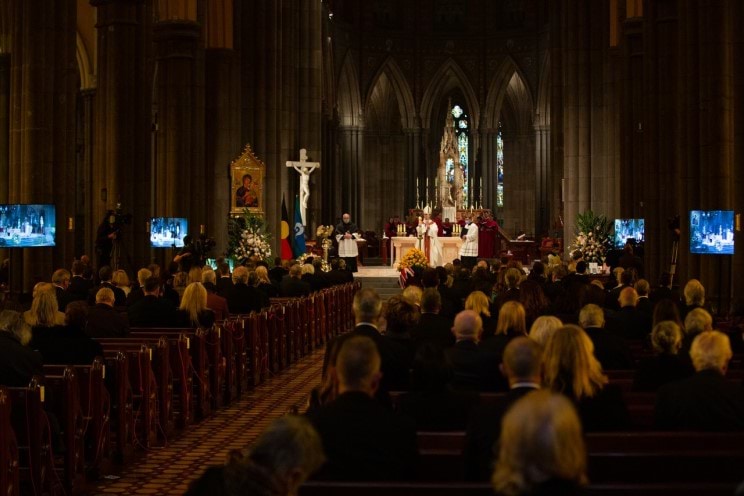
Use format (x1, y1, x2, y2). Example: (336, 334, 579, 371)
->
(228, 208, 272, 263)
(571, 211, 612, 264)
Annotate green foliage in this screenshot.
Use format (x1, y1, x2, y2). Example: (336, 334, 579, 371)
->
(227, 208, 273, 263)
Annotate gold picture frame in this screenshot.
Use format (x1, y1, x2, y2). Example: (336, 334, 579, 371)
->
(230, 144, 266, 216)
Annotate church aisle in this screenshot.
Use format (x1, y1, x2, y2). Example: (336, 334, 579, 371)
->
(91, 348, 325, 495)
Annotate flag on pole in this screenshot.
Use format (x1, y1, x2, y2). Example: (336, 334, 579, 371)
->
(292, 195, 306, 257)
(280, 196, 293, 260)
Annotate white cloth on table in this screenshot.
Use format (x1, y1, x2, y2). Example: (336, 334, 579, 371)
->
(459, 222, 479, 257)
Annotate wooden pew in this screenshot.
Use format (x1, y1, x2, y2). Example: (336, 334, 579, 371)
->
(98, 352, 133, 463)
(8, 380, 55, 496)
(129, 328, 213, 420)
(223, 317, 249, 396)
(98, 343, 158, 449)
(44, 360, 110, 479)
(0, 386, 20, 496)
(42, 366, 85, 493)
(216, 322, 238, 404)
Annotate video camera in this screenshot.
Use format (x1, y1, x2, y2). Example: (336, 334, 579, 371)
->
(107, 203, 133, 230)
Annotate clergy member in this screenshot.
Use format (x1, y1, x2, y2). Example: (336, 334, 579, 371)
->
(336, 213, 360, 273)
(459, 216, 479, 269)
(416, 207, 442, 267)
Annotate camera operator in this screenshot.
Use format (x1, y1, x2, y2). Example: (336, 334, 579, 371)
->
(95, 211, 118, 269)
(174, 234, 213, 272)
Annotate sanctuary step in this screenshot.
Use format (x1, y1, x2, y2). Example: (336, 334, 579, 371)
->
(356, 275, 401, 300)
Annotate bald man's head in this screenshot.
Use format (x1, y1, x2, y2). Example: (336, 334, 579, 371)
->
(618, 287, 639, 308)
(453, 310, 483, 342)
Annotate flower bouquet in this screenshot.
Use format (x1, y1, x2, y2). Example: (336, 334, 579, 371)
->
(396, 247, 429, 288)
(571, 210, 612, 264)
(227, 208, 273, 264)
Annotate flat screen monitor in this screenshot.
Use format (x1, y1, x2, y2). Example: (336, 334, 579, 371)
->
(205, 258, 235, 272)
(690, 210, 734, 255)
(614, 218, 645, 249)
(0, 204, 56, 247)
(150, 217, 188, 248)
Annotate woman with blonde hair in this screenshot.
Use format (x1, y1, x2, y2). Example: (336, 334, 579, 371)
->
(492, 390, 587, 496)
(177, 282, 215, 328)
(529, 316, 563, 347)
(188, 267, 203, 285)
(23, 284, 65, 327)
(254, 265, 278, 298)
(481, 300, 527, 358)
(542, 325, 629, 431)
(465, 291, 496, 338)
(112, 269, 132, 296)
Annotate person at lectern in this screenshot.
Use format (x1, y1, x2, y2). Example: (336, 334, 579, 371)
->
(336, 213, 360, 273)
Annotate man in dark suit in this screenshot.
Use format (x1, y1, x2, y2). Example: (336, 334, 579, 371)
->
(126, 268, 151, 307)
(634, 278, 654, 321)
(51, 268, 75, 311)
(465, 337, 542, 481)
(655, 330, 744, 431)
(580, 304, 634, 370)
(216, 262, 234, 298)
(619, 243, 644, 278)
(127, 277, 179, 328)
(606, 269, 634, 312)
(280, 264, 312, 297)
(268, 258, 288, 285)
(87, 287, 130, 337)
(605, 287, 652, 340)
(446, 310, 503, 392)
(325, 258, 354, 286)
(323, 288, 410, 397)
(227, 266, 268, 314)
(650, 272, 679, 306)
(411, 288, 454, 351)
(88, 266, 127, 307)
(309, 335, 418, 481)
(67, 260, 93, 301)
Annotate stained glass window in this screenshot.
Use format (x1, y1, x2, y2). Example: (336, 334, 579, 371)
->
(451, 103, 469, 202)
(496, 123, 504, 207)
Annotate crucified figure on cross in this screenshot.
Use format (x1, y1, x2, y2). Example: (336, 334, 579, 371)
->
(286, 149, 320, 225)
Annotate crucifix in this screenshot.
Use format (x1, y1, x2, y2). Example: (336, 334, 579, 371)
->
(286, 148, 320, 226)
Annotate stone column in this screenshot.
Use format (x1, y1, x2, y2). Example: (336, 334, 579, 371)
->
(0, 54, 8, 266)
(153, 19, 205, 227)
(338, 125, 363, 220)
(76, 88, 96, 260)
(205, 0, 239, 258)
(91, 0, 151, 271)
(403, 126, 422, 211)
(9, 0, 77, 291)
(534, 123, 551, 235)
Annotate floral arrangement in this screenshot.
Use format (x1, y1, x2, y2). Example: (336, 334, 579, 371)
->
(571, 210, 612, 264)
(297, 253, 330, 272)
(227, 208, 272, 263)
(396, 248, 429, 271)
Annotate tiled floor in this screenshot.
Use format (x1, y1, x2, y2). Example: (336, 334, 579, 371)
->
(90, 348, 325, 495)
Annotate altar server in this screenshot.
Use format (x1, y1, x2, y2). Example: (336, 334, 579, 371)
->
(459, 216, 479, 269)
(336, 213, 360, 273)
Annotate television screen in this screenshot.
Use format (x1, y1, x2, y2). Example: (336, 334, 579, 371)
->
(614, 219, 645, 249)
(689, 210, 735, 255)
(205, 258, 235, 272)
(150, 217, 188, 248)
(0, 204, 56, 247)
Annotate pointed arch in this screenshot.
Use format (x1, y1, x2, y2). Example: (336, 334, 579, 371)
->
(484, 56, 534, 130)
(336, 52, 362, 127)
(364, 56, 416, 129)
(76, 31, 95, 89)
(420, 58, 480, 132)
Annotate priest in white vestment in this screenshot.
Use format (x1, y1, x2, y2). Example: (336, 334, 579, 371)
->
(416, 209, 442, 267)
(335, 213, 360, 272)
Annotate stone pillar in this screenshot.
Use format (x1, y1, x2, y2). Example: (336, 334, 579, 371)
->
(0, 54, 8, 266)
(338, 125, 363, 220)
(9, 0, 77, 291)
(480, 128, 498, 217)
(205, 0, 239, 257)
(153, 19, 205, 227)
(404, 126, 422, 211)
(91, 0, 151, 272)
(534, 124, 551, 236)
(76, 88, 96, 260)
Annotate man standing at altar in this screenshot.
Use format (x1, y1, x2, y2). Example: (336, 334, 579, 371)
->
(459, 216, 479, 269)
(416, 207, 442, 267)
(336, 213, 359, 273)
(478, 212, 500, 259)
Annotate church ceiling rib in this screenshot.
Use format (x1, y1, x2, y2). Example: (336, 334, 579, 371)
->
(364, 56, 416, 129)
(337, 53, 362, 127)
(420, 58, 480, 132)
(484, 55, 534, 131)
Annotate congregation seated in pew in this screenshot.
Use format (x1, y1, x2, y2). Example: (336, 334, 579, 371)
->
(127, 276, 179, 327)
(87, 287, 130, 337)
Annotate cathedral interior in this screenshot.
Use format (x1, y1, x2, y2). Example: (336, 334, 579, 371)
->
(0, 0, 743, 308)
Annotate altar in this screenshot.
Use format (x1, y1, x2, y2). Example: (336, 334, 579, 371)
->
(391, 236, 463, 267)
